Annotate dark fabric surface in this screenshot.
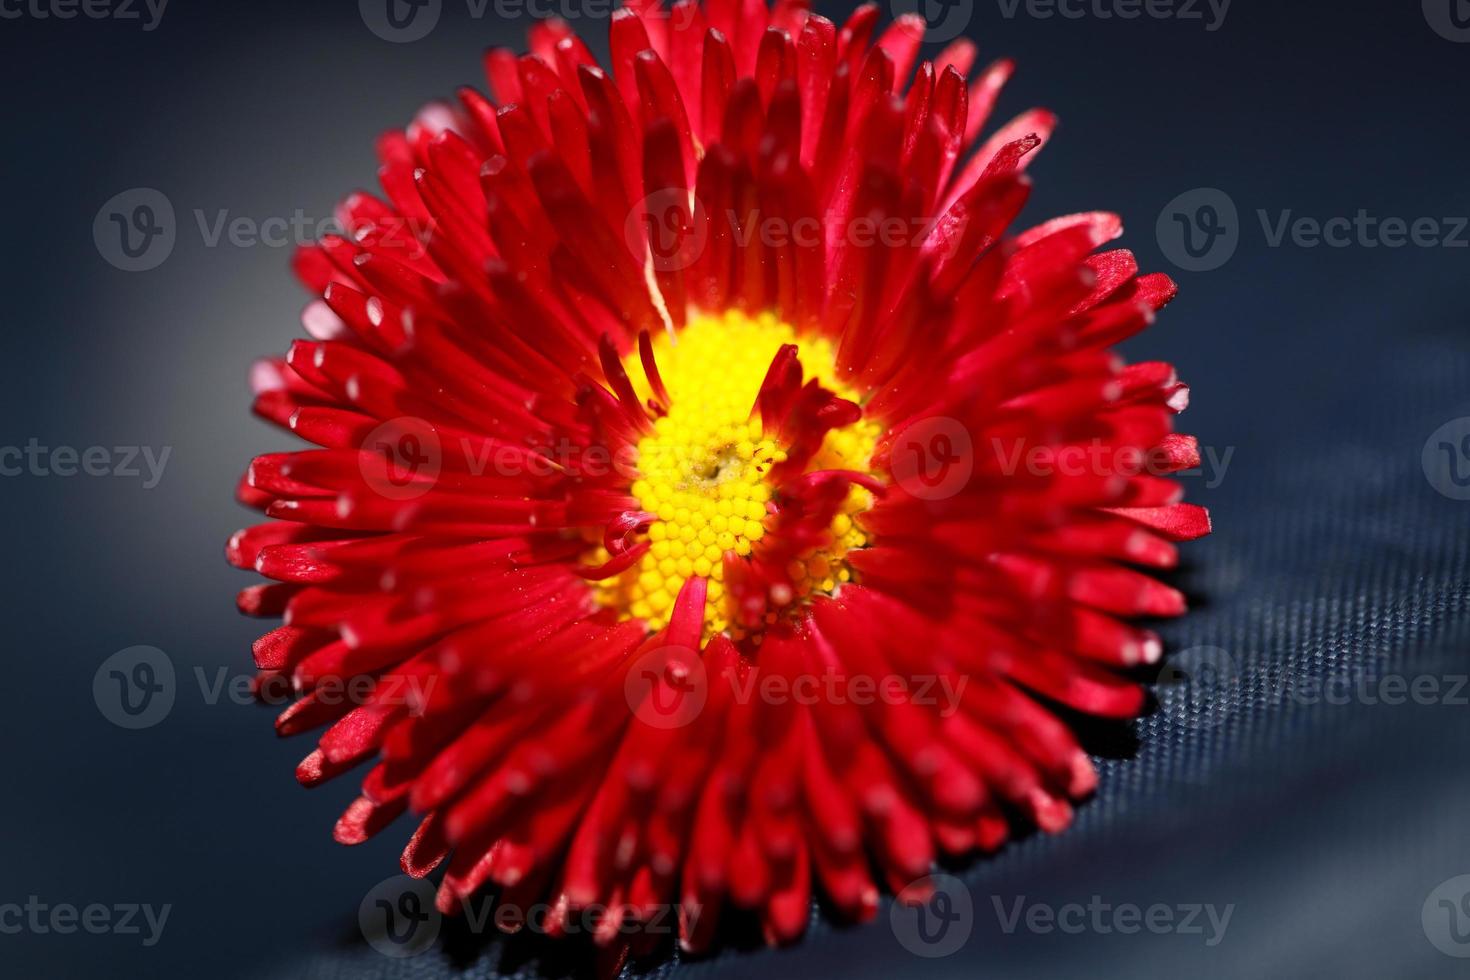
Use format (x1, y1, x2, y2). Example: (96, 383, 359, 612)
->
(3, 1, 1468, 978)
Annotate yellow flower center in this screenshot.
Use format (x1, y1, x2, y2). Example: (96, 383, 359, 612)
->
(593, 309, 880, 641)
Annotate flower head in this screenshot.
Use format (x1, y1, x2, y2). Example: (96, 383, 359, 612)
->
(229, 0, 1210, 964)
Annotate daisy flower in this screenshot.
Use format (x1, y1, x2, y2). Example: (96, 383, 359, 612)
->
(228, 0, 1210, 964)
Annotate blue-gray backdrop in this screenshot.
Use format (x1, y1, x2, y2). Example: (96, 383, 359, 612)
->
(1, 0, 1468, 977)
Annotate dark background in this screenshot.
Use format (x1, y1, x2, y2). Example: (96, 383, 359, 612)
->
(2, 0, 1469, 977)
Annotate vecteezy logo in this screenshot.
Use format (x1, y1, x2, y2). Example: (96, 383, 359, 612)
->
(627, 189, 709, 274)
(1155, 645, 1238, 730)
(93, 646, 176, 729)
(360, 875, 442, 958)
(1423, 875, 1470, 957)
(359, 0, 441, 42)
(891, 873, 973, 957)
(1424, 0, 1470, 42)
(888, 416, 974, 500)
(890, 0, 974, 43)
(623, 645, 708, 729)
(93, 188, 176, 272)
(1439, 436, 1470, 486)
(359, 417, 443, 501)
(1423, 418, 1470, 500)
(1156, 188, 1239, 272)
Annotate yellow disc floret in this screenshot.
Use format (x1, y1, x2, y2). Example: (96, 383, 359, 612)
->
(592, 309, 880, 640)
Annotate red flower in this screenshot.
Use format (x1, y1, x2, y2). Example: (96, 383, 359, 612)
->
(228, 0, 1210, 964)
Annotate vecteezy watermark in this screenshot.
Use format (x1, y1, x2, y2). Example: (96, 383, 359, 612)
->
(359, 417, 445, 502)
(1423, 875, 1470, 957)
(1157, 653, 1470, 731)
(990, 437, 1235, 489)
(94, 188, 176, 272)
(0, 897, 171, 947)
(992, 895, 1234, 946)
(358, 874, 695, 958)
(891, 873, 974, 957)
(629, 189, 708, 277)
(0, 440, 170, 488)
(457, 896, 692, 939)
(1159, 188, 1470, 272)
(94, 188, 432, 272)
(1423, 417, 1470, 501)
(1424, 0, 1470, 43)
(93, 646, 176, 730)
(723, 669, 969, 716)
(624, 656, 972, 730)
(630, 192, 966, 275)
(886, 420, 1231, 501)
(1154, 645, 1239, 730)
(0, 0, 168, 30)
(359, 0, 441, 42)
(1256, 210, 1470, 250)
(889, 417, 975, 501)
(492, 0, 699, 24)
(994, 0, 1230, 31)
(361, 876, 441, 958)
(891, 0, 975, 43)
(191, 208, 428, 257)
(93, 646, 437, 729)
(357, 418, 643, 501)
(624, 645, 709, 730)
(1263, 665, 1469, 709)
(1156, 188, 1240, 272)
(359, 0, 699, 42)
